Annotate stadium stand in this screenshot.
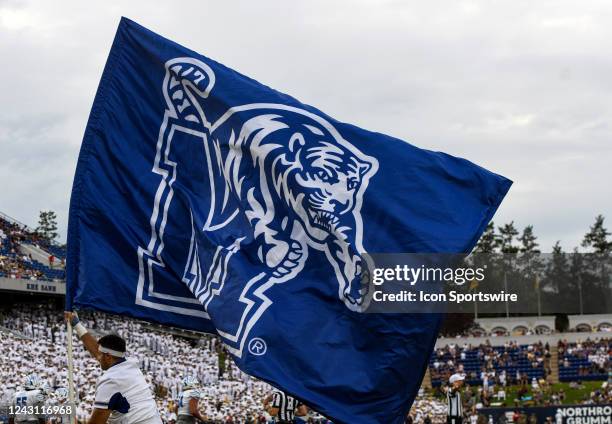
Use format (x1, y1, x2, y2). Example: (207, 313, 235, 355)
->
(406, 390, 447, 424)
(0, 300, 610, 423)
(0, 214, 65, 281)
(0, 302, 332, 423)
(558, 339, 610, 382)
(429, 342, 551, 387)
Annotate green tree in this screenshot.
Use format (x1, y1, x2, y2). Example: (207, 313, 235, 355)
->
(516, 226, 544, 314)
(544, 241, 572, 313)
(470, 222, 503, 314)
(36, 210, 59, 242)
(568, 248, 587, 315)
(475, 222, 497, 253)
(581, 215, 612, 253)
(518, 225, 540, 254)
(545, 242, 569, 293)
(497, 222, 519, 254)
(496, 222, 520, 315)
(580, 215, 611, 313)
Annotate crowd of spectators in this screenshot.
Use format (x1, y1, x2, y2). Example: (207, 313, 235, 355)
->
(0, 302, 333, 423)
(405, 389, 447, 424)
(429, 341, 551, 387)
(429, 339, 610, 416)
(558, 338, 610, 381)
(0, 216, 65, 281)
(0, 301, 610, 424)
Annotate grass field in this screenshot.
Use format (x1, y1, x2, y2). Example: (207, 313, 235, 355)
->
(436, 381, 606, 407)
(502, 381, 605, 406)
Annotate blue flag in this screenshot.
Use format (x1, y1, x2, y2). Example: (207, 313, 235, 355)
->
(67, 18, 511, 424)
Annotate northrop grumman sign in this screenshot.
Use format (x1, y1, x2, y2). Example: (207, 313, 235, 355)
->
(557, 405, 612, 424)
(481, 404, 611, 424)
(0, 277, 66, 295)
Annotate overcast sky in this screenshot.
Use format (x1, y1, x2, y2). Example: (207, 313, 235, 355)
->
(1, 0, 610, 251)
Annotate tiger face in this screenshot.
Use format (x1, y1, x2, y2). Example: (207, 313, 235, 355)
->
(297, 145, 372, 241)
(274, 122, 376, 244)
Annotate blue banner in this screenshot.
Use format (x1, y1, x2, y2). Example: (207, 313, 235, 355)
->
(67, 17, 511, 424)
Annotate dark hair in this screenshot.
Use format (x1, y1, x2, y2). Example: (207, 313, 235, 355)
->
(98, 334, 126, 354)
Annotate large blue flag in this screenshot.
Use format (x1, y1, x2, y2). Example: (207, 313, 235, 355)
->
(67, 17, 511, 424)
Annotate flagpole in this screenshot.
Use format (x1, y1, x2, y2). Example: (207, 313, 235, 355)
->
(470, 278, 479, 319)
(66, 318, 76, 423)
(504, 272, 509, 317)
(578, 274, 584, 315)
(536, 277, 541, 317)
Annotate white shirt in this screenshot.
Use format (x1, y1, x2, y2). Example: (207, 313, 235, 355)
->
(94, 358, 162, 424)
(177, 389, 200, 416)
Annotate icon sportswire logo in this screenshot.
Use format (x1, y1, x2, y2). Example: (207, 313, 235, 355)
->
(137, 57, 379, 357)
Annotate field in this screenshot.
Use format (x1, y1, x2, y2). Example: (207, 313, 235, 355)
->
(504, 381, 605, 406)
(435, 381, 606, 408)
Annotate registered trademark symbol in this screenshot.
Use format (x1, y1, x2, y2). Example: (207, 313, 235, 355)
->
(248, 337, 267, 356)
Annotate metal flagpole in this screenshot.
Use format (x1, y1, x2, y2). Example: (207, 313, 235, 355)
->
(66, 319, 76, 423)
(469, 277, 479, 319)
(504, 272, 509, 317)
(578, 275, 584, 315)
(535, 276, 541, 317)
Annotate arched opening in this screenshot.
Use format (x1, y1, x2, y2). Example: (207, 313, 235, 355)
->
(534, 325, 552, 335)
(491, 326, 508, 336)
(575, 323, 592, 332)
(471, 326, 486, 337)
(512, 325, 529, 336)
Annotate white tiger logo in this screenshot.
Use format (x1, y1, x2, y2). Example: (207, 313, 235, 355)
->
(138, 57, 379, 356)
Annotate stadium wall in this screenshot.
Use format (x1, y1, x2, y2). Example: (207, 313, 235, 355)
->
(474, 316, 556, 335)
(436, 329, 611, 347)
(0, 277, 65, 295)
(569, 314, 612, 333)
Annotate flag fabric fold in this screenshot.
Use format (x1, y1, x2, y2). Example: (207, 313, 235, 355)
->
(67, 17, 511, 424)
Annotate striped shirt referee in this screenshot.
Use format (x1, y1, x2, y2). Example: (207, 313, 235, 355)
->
(267, 390, 302, 423)
(446, 373, 465, 424)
